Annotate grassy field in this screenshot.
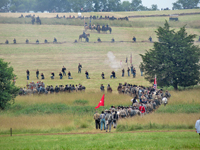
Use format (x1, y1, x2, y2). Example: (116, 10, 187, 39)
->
(0, 24, 199, 90)
(1, 14, 200, 29)
(0, 10, 200, 149)
(1, 9, 200, 18)
(0, 89, 199, 135)
(0, 132, 200, 150)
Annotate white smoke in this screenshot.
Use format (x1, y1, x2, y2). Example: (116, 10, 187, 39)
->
(105, 51, 121, 71)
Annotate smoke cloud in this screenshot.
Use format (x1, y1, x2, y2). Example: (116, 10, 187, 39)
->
(105, 51, 121, 71)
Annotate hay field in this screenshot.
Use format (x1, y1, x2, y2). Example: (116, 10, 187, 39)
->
(0, 24, 156, 90)
(1, 9, 200, 18)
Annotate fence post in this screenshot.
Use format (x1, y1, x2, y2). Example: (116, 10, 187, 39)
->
(10, 128, 12, 136)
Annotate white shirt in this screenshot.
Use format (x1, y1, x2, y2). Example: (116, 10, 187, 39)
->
(195, 119, 200, 133)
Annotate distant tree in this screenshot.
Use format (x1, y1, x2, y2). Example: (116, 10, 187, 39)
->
(121, 1, 131, 11)
(70, 0, 85, 12)
(0, 59, 19, 110)
(140, 21, 200, 90)
(99, 0, 109, 11)
(172, 2, 182, 10)
(172, 0, 199, 9)
(151, 4, 158, 10)
(9, 0, 37, 12)
(137, 5, 149, 11)
(107, 0, 121, 11)
(84, 0, 93, 12)
(0, 0, 9, 11)
(131, 0, 142, 11)
(93, 0, 100, 12)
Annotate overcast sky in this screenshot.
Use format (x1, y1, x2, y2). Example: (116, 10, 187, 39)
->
(122, 0, 177, 9)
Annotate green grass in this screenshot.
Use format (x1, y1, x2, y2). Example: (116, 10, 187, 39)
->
(156, 104, 200, 113)
(2, 102, 200, 116)
(116, 123, 194, 131)
(2, 103, 106, 116)
(0, 132, 199, 150)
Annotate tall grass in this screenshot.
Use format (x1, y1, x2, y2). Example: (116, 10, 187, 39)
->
(116, 113, 199, 131)
(1, 9, 200, 18)
(0, 114, 94, 135)
(167, 89, 200, 105)
(12, 92, 132, 107)
(0, 89, 199, 134)
(1, 17, 200, 28)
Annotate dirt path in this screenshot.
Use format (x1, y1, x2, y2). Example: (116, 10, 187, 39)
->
(0, 129, 194, 137)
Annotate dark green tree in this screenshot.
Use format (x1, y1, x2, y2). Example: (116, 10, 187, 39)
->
(151, 4, 158, 10)
(0, 59, 19, 110)
(131, 0, 142, 11)
(121, 1, 131, 11)
(107, 0, 121, 11)
(0, 0, 9, 11)
(93, 0, 100, 12)
(140, 21, 200, 90)
(172, 0, 199, 9)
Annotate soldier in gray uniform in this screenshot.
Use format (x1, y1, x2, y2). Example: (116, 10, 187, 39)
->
(112, 111, 118, 128)
(100, 84, 105, 92)
(119, 107, 127, 118)
(149, 36, 152, 42)
(105, 110, 112, 132)
(13, 38, 16, 44)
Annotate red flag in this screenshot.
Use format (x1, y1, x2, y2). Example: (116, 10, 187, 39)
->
(154, 75, 157, 90)
(95, 94, 105, 109)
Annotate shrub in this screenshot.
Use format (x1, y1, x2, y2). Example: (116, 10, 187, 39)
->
(73, 99, 88, 106)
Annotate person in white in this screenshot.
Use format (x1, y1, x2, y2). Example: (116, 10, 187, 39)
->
(195, 118, 200, 135)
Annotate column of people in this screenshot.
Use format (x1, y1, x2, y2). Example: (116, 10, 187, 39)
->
(26, 64, 142, 80)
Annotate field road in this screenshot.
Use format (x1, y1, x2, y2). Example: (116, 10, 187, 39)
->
(0, 130, 195, 137)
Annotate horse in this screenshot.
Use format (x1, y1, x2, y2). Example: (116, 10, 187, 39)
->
(79, 34, 90, 41)
(36, 17, 41, 25)
(31, 17, 35, 25)
(96, 26, 101, 33)
(101, 27, 112, 34)
(162, 97, 168, 106)
(85, 25, 96, 31)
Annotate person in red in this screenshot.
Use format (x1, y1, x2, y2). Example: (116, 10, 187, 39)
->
(139, 104, 145, 116)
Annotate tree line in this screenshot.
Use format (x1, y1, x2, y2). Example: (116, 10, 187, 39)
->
(0, 0, 199, 13)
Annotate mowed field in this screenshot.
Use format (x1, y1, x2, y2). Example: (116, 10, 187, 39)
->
(0, 24, 199, 90)
(0, 24, 158, 90)
(1, 132, 200, 150)
(0, 10, 200, 149)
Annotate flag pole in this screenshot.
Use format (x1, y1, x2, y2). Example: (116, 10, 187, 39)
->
(104, 94, 105, 111)
(127, 56, 128, 67)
